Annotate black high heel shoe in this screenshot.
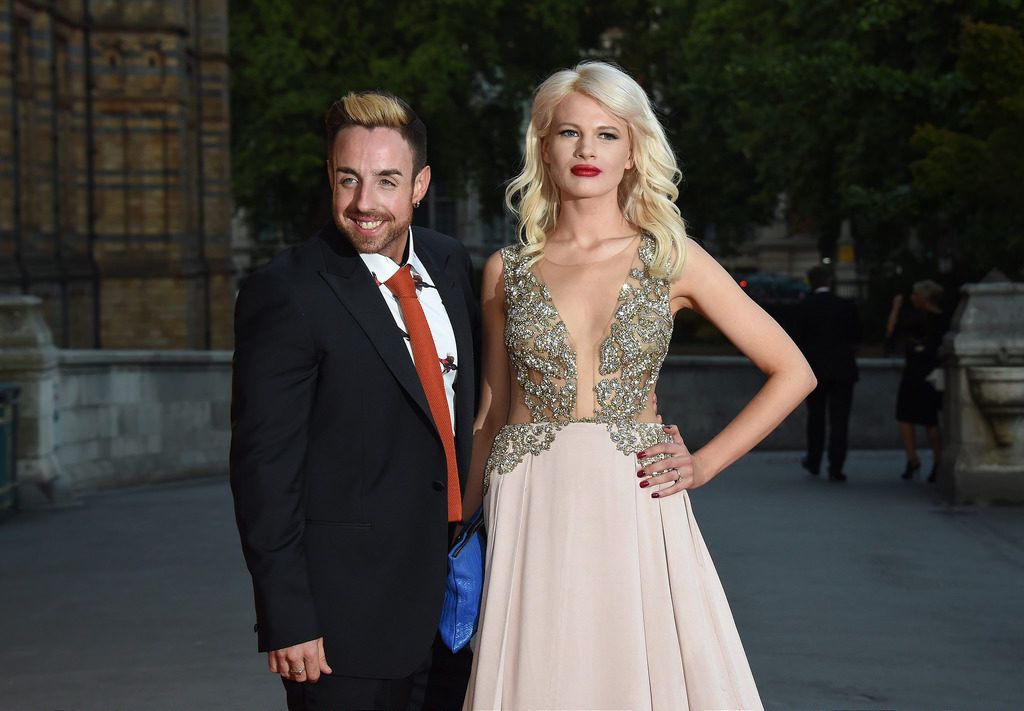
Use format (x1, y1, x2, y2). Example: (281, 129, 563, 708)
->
(901, 458, 921, 480)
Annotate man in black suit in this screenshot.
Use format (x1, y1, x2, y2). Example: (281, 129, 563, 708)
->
(230, 91, 478, 710)
(793, 266, 861, 481)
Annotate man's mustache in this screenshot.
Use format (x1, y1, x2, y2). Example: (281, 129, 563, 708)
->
(345, 210, 393, 221)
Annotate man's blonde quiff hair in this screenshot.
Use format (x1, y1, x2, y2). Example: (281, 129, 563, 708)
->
(505, 61, 688, 279)
(325, 91, 427, 172)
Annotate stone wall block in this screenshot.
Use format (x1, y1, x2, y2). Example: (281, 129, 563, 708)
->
(111, 371, 144, 405)
(110, 436, 147, 459)
(145, 433, 162, 455)
(135, 401, 165, 435)
(75, 372, 112, 407)
(55, 404, 113, 444)
(59, 373, 81, 409)
(210, 400, 230, 430)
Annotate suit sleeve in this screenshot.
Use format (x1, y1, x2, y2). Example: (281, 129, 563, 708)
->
(229, 270, 321, 652)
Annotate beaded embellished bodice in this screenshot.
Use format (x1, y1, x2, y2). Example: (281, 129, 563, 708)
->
(483, 236, 675, 490)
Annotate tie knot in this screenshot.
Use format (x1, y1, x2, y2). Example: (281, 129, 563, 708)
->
(384, 264, 417, 298)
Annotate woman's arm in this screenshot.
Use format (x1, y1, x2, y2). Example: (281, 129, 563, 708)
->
(460, 250, 512, 518)
(659, 239, 817, 487)
(886, 294, 903, 337)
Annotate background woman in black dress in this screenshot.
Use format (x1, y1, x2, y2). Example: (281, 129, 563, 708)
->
(886, 279, 946, 481)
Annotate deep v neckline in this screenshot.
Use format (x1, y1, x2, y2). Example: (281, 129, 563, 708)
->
(528, 236, 643, 357)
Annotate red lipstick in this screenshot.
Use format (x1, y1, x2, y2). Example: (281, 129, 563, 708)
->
(570, 164, 601, 177)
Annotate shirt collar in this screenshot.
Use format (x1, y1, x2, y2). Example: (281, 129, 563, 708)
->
(359, 227, 415, 284)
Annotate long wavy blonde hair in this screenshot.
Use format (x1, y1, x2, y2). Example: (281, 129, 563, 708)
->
(505, 61, 688, 279)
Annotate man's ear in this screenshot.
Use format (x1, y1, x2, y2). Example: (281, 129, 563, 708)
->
(412, 165, 432, 205)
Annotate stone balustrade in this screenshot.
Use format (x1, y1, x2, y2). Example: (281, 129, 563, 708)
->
(940, 276, 1024, 503)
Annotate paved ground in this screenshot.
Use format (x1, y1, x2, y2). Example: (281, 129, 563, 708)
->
(1, 450, 1022, 711)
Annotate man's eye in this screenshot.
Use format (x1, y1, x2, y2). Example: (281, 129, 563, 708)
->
(339, 177, 357, 186)
(381, 179, 397, 187)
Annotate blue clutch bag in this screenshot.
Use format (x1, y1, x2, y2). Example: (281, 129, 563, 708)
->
(439, 507, 485, 653)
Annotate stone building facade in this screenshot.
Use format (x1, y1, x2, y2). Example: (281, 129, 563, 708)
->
(0, 0, 232, 349)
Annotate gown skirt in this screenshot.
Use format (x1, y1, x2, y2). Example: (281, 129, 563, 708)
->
(464, 422, 763, 711)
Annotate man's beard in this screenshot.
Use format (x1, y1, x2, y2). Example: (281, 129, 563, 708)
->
(336, 210, 410, 257)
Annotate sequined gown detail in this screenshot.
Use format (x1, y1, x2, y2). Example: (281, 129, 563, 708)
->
(464, 237, 763, 711)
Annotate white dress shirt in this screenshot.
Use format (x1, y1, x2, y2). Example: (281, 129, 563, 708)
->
(359, 228, 459, 432)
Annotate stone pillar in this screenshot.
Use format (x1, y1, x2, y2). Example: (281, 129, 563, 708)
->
(939, 275, 1024, 503)
(0, 296, 64, 503)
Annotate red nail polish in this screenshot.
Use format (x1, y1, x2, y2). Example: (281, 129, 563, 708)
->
(636, 451, 647, 458)
(640, 480, 650, 488)
(651, 492, 660, 498)
(636, 470, 646, 478)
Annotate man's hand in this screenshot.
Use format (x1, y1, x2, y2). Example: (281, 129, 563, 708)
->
(268, 637, 332, 683)
(635, 424, 706, 498)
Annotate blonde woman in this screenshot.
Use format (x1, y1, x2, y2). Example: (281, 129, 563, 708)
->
(461, 62, 815, 710)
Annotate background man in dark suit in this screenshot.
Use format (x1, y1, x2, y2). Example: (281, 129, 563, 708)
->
(793, 266, 862, 481)
(230, 91, 478, 710)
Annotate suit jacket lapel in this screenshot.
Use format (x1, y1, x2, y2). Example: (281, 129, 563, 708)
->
(315, 227, 433, 424)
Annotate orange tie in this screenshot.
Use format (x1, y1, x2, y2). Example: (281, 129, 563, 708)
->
(384, 265, 462, 523)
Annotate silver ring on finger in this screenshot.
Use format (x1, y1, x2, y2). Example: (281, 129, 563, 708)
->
(289, 668, 305, 675)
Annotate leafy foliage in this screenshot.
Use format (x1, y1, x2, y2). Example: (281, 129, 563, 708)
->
(231, 0, 1024, 282)
(230, 0, 609, 240)
(912, 19, 1024, 276)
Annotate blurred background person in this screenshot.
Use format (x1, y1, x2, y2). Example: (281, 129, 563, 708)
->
(886, 280, 947, 482)
(794, 266, 862, 482)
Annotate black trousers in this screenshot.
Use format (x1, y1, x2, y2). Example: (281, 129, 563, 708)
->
(805, 377, 855, 474)
(283, 633, 472, 711)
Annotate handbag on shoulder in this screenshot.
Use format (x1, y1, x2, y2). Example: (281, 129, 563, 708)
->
(439, 506, 485, 652)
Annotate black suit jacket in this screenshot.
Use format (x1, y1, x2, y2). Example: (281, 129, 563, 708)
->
(230, 222, 480, 678)
(793, 289, 862, 382)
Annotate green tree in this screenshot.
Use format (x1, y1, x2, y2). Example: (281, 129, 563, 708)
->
(230, 0, 615, 242)
(231, 0, 1024, 289)
(912, 18, 1024, 278)
(622, 0, 1021, 271)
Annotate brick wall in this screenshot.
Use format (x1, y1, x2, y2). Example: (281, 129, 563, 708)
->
(0, 0, 235, 350)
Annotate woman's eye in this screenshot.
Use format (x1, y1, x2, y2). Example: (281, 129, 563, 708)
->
(599, 132, 619, 140)
(559, 129, 579, 138)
